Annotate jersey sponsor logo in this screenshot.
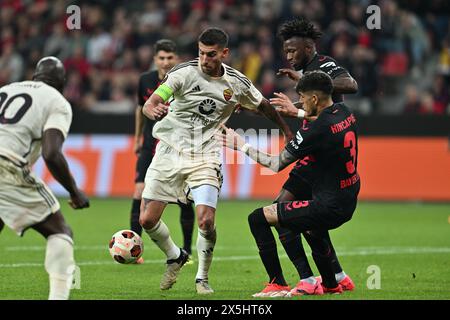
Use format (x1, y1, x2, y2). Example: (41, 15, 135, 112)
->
(198, 99, 217, 115)
(289, 139, 299, 150)
(223, 88, 233, 101)
(320, 61, 336, 68)
(296, 131, 303, 144)
(192, 85, 201, 92)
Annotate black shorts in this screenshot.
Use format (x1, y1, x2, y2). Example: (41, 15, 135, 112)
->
(282, 174, 312, 200)
(135, 147, 153, 183)
(277, 200, 353, 233)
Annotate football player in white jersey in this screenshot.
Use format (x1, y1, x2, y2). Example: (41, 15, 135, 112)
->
(0, 57, 89, 300)
(140, 27, 293, 294)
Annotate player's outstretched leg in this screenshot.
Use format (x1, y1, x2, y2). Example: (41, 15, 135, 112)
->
(248, 207, 291, 298)
(195, 204, 216, 294)
(179, 202, 195, 264)
(32, 211, 75, 300)
(140, 199, 188, 290)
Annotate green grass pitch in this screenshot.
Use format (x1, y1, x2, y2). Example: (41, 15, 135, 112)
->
(0, 199, 449, 300)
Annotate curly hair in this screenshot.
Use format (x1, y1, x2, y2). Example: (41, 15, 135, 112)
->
(278, 18, 322, 41)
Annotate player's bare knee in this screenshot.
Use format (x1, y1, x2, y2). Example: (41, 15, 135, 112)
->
(198, 215, 214, 232)
(139, 212, 158, 230)
(263, 204, 279, 226)
(197, 207, 215, 232)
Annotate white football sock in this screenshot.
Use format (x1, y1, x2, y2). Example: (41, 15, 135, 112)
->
(195, 228, 216, 280)
(145, 220, 179, 260)
(336, 271, 347, 282)
(45, 233, 75, 300)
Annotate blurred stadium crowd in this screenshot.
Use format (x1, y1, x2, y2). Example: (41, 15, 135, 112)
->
(1, 0, 449, 115)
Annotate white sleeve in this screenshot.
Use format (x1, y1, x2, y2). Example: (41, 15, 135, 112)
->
(43, 94, 73, 138)
(162, 67, 186, 94)
(238, 81, 263, 111)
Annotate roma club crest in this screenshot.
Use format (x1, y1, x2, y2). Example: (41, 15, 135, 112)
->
(223, 88, 233, 101)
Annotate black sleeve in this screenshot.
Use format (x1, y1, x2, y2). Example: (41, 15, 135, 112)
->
(137, 75, 145, 107)
(318, 56, 349, 79)
(285, 120, 322, 159)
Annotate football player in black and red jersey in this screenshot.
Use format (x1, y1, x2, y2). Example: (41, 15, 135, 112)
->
(131, 39, 195, 264)
(258, 18, 358, 295)
(219, 70, 360, 297)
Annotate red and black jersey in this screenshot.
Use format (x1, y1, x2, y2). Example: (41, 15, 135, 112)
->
(285, 103, 360, 212)
(300, 54, 349, 103)
(137, 70, 161, 150)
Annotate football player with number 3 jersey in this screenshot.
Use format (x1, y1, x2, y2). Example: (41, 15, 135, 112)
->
(219, 71, 360, 297)
(0, 57, 89, 300)
(140, 28, 293, 294)
(260, 18, 359, 296)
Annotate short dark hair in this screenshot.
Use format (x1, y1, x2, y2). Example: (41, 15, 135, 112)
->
(278, 18, 322, 41)
(198, 27, 229, 48)
(154, 39, 177, 54)
(296, 71, 333, 95)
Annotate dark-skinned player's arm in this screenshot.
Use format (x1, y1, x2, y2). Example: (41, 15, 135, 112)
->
(257, 98, 294, 143)
(42, 129, 89, 209)
(216, 125, 297, 173)
(331, 72, 358, 94)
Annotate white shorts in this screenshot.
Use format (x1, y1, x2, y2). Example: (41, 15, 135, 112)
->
(0, 157, 60, 236)
(142, 142, 223, 205)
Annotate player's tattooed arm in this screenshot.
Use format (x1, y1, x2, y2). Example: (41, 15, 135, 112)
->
(246, 147, 297, 173)
(257, 98, 294, 143)
(332, 73, 358, 94)
(218, 125, 297, 173)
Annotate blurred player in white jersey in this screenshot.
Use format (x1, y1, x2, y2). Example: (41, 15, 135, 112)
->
(0, 57, 89, 299)
(140, 27, 293, 294)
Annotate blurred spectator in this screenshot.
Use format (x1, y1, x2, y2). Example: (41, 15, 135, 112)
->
(430, 75, 450, 114)
(403, 85, 423, 113)
(64, 46, 91, 79)
(0, 43, 24, 85)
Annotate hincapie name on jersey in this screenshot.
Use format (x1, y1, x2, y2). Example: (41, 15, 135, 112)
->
(330, 114, 356, 134)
